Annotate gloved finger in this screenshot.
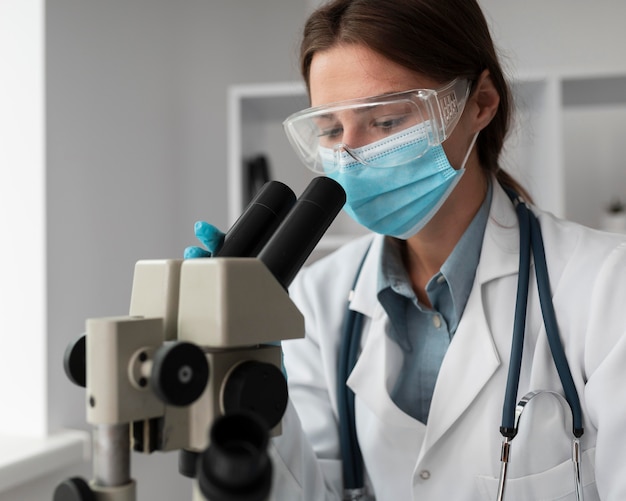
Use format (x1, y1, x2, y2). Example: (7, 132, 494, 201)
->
(194, 221, 225, 254)
(184, 246, 212, 259)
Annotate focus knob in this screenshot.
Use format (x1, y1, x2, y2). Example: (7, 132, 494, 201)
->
(151, 342, 209, 406)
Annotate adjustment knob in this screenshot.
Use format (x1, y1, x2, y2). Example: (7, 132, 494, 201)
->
(63, 335, 87, 388)
(151, 342, 209, 406)
(223, 361, 288, 429)
(53, 477, 95, 501)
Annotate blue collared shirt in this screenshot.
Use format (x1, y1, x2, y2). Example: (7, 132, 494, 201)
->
(377, 182, 492, 423)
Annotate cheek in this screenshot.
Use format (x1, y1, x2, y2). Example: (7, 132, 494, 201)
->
(441, 136, 466, 170)
(442, 116, 476, 170)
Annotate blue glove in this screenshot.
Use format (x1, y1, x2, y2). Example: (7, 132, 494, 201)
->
(183, 221, 226, 259)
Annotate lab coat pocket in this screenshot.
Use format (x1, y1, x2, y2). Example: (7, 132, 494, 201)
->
(475, 448, 598, 501)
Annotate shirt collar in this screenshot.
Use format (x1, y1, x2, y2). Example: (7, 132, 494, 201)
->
(377, 180, 493, 330)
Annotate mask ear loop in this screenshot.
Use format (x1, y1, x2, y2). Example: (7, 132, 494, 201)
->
(459, 131, 479, 171)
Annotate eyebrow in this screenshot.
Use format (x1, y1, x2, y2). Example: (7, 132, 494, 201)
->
(314, 105, 382, 122)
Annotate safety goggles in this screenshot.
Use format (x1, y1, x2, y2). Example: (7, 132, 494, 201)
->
(283, 78, 471, 173)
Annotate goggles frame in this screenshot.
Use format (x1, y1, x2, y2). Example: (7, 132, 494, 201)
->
(283, 78, 471, 173)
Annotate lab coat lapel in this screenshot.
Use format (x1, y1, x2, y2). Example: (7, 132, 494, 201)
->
(345, 236, 423, 428)
(417, 182, 521, 462)
(416, 279, 499, 463)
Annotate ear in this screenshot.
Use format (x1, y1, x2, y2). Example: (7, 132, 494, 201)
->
(469, 69, 500, 132)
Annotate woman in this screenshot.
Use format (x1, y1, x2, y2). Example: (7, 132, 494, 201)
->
(188, 0, 626, 499)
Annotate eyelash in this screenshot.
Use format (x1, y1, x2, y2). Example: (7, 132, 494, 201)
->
(374, 116, 407, 131)
(319, 119, 403, 134)
(318, 126, 343, 139)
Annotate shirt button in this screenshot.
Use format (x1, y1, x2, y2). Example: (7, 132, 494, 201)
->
(436, 274, 446, 284)
(432, 315, 442, 328)
(419, 470, 431, 480)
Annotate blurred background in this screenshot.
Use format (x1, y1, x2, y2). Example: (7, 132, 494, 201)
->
(1, 1, 625, 499)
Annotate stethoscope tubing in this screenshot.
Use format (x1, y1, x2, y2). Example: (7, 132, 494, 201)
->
(500, 189, 584, 437)
(528, 210, 583, 436)
(498, 189, 585, 500)
(338, 251, 370, 491)
(337, 308, 363, 489)
(500, 195, 532, 435)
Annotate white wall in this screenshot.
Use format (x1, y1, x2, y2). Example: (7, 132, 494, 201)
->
(479, 0, 626, 76)
(9, 1, 306, 500)
(45, 3, 189, 497)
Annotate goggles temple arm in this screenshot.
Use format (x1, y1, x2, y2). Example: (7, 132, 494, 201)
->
(434, 79, 471, 140)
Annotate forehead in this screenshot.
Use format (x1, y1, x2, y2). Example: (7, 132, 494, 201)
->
(309, 43, 439, 108)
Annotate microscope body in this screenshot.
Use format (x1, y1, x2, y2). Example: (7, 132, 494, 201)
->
(71, 257, 303, 501)
(58, 177, 346, 501)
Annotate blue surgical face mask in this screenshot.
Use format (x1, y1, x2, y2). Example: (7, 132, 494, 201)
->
(324, 123, 475, 239)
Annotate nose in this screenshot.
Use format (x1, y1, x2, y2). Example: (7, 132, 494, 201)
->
(338, 125, 370, 150)
(332, 124, 370, 166)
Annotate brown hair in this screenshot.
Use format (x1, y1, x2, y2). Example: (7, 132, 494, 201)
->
(300, 0, 530, 199)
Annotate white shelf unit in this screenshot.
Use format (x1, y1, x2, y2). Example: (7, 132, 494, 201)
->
(228, 73, 626, 256)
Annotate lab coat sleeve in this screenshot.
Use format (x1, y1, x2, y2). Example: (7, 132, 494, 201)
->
(268, 400, 343, 500)
(268, 236, 374, 500)
(583, 241, 626, 499)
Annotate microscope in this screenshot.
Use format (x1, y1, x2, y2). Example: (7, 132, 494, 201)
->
(55, 177, 346, 501)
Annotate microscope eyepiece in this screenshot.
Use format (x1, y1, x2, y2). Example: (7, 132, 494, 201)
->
(197, 411, 272, 501)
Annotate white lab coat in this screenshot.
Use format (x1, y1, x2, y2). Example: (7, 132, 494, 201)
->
(268, 182, 626, 500)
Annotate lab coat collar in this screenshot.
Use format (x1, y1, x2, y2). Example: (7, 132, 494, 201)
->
(348, 233, 386, 319)
(346, 180, 522, 457)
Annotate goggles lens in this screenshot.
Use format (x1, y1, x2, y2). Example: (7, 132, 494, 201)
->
(283, 78, 470, 173)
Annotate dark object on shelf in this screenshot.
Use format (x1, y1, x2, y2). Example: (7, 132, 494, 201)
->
(246, 155, 271, 204)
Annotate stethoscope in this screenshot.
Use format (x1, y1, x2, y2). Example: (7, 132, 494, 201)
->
(337, 187, 585, 501)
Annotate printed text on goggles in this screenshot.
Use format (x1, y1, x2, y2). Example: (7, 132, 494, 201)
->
(283, 78, 471, 173)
